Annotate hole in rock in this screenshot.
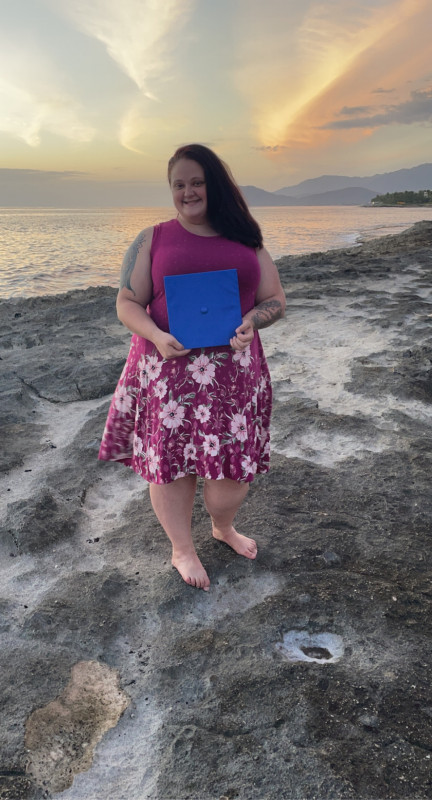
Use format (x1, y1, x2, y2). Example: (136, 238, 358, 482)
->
(301, 646, 332, 660)
(276, 631, 344, 664)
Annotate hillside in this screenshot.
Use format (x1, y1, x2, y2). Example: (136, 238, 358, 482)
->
(275, 162, 432, 198)
(241, 185, 376, 207)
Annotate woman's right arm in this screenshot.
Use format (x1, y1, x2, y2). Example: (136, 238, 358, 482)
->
(116, 227, 191, 359)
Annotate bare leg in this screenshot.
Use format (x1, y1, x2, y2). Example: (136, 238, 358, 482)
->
(149, 476, 210, 591)
(204, 478, 257, 559)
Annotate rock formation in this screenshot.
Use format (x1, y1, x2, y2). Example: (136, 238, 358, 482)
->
(1, 222, 431, 799)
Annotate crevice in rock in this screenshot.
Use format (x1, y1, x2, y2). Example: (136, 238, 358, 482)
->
(18, 377, 64, 404)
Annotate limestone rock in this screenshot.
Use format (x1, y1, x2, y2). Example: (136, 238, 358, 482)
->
(0, 223, 431, 799)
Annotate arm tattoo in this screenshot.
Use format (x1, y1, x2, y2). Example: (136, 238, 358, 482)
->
(251, 299, 283, 330)
(119, 230, 147, 295)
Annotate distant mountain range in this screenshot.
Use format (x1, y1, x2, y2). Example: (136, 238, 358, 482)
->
(241, 163, 432, 206)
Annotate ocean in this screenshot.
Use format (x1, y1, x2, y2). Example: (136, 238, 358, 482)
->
(2, 204, 432, 299)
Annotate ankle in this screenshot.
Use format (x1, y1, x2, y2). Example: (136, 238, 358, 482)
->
(212, 523, 234, 539)
(172, 545, 197, 560)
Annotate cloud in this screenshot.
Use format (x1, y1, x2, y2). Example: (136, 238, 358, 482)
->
(118, 97, 193, 155)
(0, 167, 171, 206)
(234, 0, 431, 152)
(44, 0, 196, 154)
(371, 87, 395, 94)
(0, 169, 88, 180)
(50, 0, 195, 97)
(235, 0, 414, 146)
(338, 106, 373, 116)
(0, 36, 95, 146)
(323, 87, 432, 129)
(253, 145, 289, 152)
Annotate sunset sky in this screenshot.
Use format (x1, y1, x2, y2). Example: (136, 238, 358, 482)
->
(1, 0, 432, 205)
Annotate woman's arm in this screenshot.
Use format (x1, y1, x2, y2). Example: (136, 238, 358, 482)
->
(230, 247, 286, 352)
(116, 227, 191, 359)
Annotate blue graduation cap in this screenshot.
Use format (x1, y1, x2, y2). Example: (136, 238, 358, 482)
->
(164, 268, 242, 349)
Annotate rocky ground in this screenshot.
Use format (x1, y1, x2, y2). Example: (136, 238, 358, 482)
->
(1, 221, 431, 800)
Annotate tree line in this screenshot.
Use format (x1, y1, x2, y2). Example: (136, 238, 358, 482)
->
(372, 190, 432, 205)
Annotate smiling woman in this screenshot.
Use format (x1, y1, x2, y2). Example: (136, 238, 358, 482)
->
(169, 160, 208, 229)
(98, 143, 286, 592)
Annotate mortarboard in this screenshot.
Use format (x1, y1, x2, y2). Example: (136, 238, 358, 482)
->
(164, 268, 242, 349)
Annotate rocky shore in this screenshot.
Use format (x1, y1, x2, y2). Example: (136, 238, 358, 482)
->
(1, 222, 431, 800)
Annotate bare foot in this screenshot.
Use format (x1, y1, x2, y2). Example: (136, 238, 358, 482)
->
(212, 526, 257, 559)
(171, 551, 210, 591)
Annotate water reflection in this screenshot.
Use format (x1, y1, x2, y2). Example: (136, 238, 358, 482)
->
(1, 205, 432, 298)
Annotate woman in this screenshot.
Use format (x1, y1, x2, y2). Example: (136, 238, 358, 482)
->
(99, 144, 286, 591)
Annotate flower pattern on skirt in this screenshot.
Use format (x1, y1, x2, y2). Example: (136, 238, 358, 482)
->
(99, 334, 272, 484)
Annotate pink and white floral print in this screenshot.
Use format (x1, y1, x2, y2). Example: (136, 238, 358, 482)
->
(134, 434, 144, 455)
(147, 446, 160, 474)
(160, 399, 185, 429)
(233, 345, 252, 367)
(146, 355, 163, 381)
(114, 386, 133, 414)
(99, 333, 272, 484)
(202, 434, 220, 457)
(137, 355, 149, 389)
(241, 454, 258, 476)
(187, 354, 216, 386)
(194, 404, 211, 423)
(230, 413, 248, 442)
(154, 380, 167, 398)
(184, 443, 197, 461)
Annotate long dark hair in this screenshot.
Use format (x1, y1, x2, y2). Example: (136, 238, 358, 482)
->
(167, 143, 263, 249)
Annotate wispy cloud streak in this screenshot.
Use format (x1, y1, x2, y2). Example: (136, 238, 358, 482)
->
(0, 37, 94, 146)
(323, 88, 432, 129)
(51, 0, 195, 97)
(235, 0, 431, 151)
(46, 0, 196, 154)
(261, 0, 419, 143)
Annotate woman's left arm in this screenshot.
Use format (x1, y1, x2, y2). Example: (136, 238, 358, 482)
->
(230, 247, 286, 352)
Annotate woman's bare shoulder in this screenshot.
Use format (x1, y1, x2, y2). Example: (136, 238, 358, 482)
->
(130, 225, 154, 252)
(119, 226, 154, 297)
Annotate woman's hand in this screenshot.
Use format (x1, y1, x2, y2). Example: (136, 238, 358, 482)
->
(153, 331, 191, 360)
(230, 318, 255, 352)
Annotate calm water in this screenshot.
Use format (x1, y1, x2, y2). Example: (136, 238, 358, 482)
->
(1, 205, 432, 298)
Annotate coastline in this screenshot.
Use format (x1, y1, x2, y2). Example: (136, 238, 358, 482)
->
(1, 221, 432, 800)
(4, 204, 432, 299)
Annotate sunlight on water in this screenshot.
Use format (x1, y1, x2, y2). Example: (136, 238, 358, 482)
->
(1, 205, 432, 298)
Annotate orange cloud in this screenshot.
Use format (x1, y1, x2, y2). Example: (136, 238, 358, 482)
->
(238, 0, 431, 154)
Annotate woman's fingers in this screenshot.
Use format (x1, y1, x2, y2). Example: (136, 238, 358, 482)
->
(230, 318, 254, 351)
(154, 332, 191, 359)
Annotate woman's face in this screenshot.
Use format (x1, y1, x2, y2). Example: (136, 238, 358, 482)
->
(170, 158, 208, 225)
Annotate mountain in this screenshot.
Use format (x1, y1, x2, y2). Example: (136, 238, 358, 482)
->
(240, 185, 376, 207)
(240, 185, 299, 206)
(287, 187, 376, 205)
(275, 163, 432, 198)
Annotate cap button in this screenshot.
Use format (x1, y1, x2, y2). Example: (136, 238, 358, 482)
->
(200, 306, 208, 314)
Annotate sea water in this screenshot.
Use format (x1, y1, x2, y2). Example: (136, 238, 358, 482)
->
(1, 204, 432, 298)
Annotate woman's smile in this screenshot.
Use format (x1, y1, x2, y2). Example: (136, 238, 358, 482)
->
(170, 158, 208, 225)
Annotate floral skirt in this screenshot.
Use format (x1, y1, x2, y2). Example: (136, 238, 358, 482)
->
(98, 333, 272, 484)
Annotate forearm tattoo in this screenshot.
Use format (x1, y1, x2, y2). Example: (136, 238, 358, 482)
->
(251, 299, 284, 330)
(119, 229, 147, 295)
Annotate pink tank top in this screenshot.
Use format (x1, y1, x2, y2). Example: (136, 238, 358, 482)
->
(148, 219, 261, 332)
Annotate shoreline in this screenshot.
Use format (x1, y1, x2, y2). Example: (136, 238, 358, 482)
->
(0, 218, 431, 307)
(3, 211, 432, 301)
(1, 220, 432, 800)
